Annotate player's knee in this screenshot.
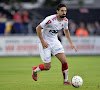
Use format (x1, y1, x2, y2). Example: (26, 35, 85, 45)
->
(44, 65, 51, 70)
(44, 62, 51, 70)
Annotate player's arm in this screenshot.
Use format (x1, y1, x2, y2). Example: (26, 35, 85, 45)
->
(36, 24, 48, 48)
(64, 29, 77, 52)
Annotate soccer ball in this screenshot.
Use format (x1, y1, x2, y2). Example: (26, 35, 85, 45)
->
(71, 75, 83, 88)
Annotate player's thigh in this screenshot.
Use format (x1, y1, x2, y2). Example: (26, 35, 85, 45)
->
(52, 40, 64, 56)
(38, 42, 51, 63)
(55, 53, 67, 64)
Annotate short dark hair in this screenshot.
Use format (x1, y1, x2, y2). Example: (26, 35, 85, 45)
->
(57, 3, 67, 11)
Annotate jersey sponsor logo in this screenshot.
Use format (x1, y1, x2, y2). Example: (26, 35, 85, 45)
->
(49, 30, 58, 34)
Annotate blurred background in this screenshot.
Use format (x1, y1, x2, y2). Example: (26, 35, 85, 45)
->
(0, 0, 100, 56)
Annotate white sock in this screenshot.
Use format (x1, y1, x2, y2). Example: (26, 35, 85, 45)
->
(34, 66, 41, 72)
(63, 69, 68, 82)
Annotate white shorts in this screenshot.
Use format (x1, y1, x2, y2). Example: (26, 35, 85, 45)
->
(38, 40, 64, 63)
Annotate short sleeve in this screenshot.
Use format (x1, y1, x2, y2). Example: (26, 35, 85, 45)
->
(40, 17, 51, 28)
(64, 19, 68, 30)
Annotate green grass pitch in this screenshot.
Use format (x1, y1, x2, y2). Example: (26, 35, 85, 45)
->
(0, 56, 100, 90)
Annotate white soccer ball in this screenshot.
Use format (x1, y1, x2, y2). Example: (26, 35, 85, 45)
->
(71, 75, 83, 88)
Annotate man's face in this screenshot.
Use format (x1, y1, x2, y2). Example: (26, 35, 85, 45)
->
(57, 7, 67, 18)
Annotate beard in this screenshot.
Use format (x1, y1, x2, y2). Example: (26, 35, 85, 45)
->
(60, 14, 66, 18)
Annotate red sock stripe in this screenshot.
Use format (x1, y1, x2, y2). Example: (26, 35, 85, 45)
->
(33, 67, 37, 70)
(62, 63, 68, 71)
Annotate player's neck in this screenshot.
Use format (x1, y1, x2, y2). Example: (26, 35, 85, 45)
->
(57, 14, 64, 21)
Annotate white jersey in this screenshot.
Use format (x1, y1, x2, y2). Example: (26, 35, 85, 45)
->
(40, 14, 68, 44)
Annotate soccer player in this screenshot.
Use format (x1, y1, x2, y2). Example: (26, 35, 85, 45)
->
(32, 3, 77, 85)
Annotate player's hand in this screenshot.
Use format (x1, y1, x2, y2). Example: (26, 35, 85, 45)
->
(71, 44, 77, 52)
(41, 41, 48, 49)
